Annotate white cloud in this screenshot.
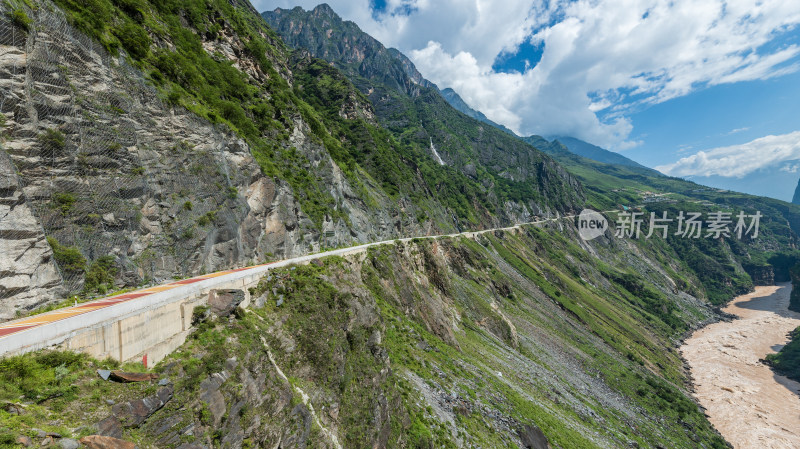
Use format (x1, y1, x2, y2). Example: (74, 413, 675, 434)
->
(656, 131, 800, 177)
(780, 163, 800, 174)
(259, 0, 541, 64)
(255, 0, 800, 149)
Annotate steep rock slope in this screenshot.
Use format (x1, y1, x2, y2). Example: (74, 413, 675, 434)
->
(0, 1, 325, 314)
(0, 222, 731, 448)
(0, 0, 585, 317)
(263, 5, 584, 218)
(0, 151, 63, 316)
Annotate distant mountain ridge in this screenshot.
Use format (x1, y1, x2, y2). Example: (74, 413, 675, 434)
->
(553, 136, 648, 169)
(434, 83, 649, 170)
(264, 5, 435, 97)
(438, 87, 516, 135)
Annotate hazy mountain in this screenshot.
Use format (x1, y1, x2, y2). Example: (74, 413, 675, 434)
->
(433, 83, 649, 171)
(794, 178, 800, 204)
(437, 87, 516, 135)
(553, 135, 648, 169)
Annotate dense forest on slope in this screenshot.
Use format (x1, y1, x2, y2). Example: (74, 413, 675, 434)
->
(766, 326, 800, 383)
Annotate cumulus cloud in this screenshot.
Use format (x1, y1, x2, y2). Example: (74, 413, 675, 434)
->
(255, 0, 800, 149)
(656, 131, 800, 178)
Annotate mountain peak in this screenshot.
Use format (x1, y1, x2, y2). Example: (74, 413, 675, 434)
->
(308, 3, 340, 20)
(262, 6, 434, 96)
(792, 177, 800, 204)
(312, 3, 336, 14)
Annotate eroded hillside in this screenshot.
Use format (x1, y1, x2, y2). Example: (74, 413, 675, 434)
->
(0, 222, 730, 448)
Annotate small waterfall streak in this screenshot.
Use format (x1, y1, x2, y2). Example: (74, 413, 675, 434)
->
(430, 138, 445, 165)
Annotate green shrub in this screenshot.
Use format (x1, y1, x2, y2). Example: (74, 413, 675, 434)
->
(166, 89, 181, 106)
(0, 113, 6, 128)
(47, 237, 86, 273)
(149, 70, 164, 84)
(197, 211, 216, 226)
(83, 255, 117, 294)
(192, 305, 209, 325)
(116, 0, 146, 22)
(180, 227, 195, 240)
(113, 20, 150, 59)
(38, 128, 66, 155)
(0, 431, 15, 446)
(0, 350, 87, 402)
(10, 9, 31, 32)
(52, 192, 76, 214)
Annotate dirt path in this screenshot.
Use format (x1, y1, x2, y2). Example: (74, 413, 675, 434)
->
(681, 284, 800, 448)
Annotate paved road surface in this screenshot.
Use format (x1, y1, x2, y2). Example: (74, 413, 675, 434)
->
(0, 212, 590, 354)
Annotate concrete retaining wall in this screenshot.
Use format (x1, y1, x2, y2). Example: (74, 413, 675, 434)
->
(59, 278, 257, 366)
(63, 278, 258, 366)
(1, 271, 263, 366)
(62, 294, 205, 366)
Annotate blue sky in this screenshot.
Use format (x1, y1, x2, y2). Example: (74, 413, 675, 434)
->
(627, 69, 800, 168)
(259, 0, 800, 200)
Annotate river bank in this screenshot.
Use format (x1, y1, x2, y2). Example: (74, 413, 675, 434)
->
(681, 284, 800, 448)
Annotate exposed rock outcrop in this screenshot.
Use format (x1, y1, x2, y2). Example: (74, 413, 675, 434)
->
(0, 5, 316, 310)
(79, 435, 135, 449)
(111, 385, 173, 428)
(744, 264, 775, 286)
(0, 1, 443, 316)
(0, 148, 63, 318)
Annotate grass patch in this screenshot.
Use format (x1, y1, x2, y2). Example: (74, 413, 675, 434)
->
(47, 237, 86, 273)
(10, 8, 31, 32)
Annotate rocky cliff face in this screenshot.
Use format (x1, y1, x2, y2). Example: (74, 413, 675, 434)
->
(0, 6, 308, 314)
(263, 5, 585, 217)
(0, 150, 64, 317)
(744, 264, 776, 286)
(0, 1, 451, 317)
(0, 0, 589, 318)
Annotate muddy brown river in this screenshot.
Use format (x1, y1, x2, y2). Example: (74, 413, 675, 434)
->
(681, 284, 800, 448)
